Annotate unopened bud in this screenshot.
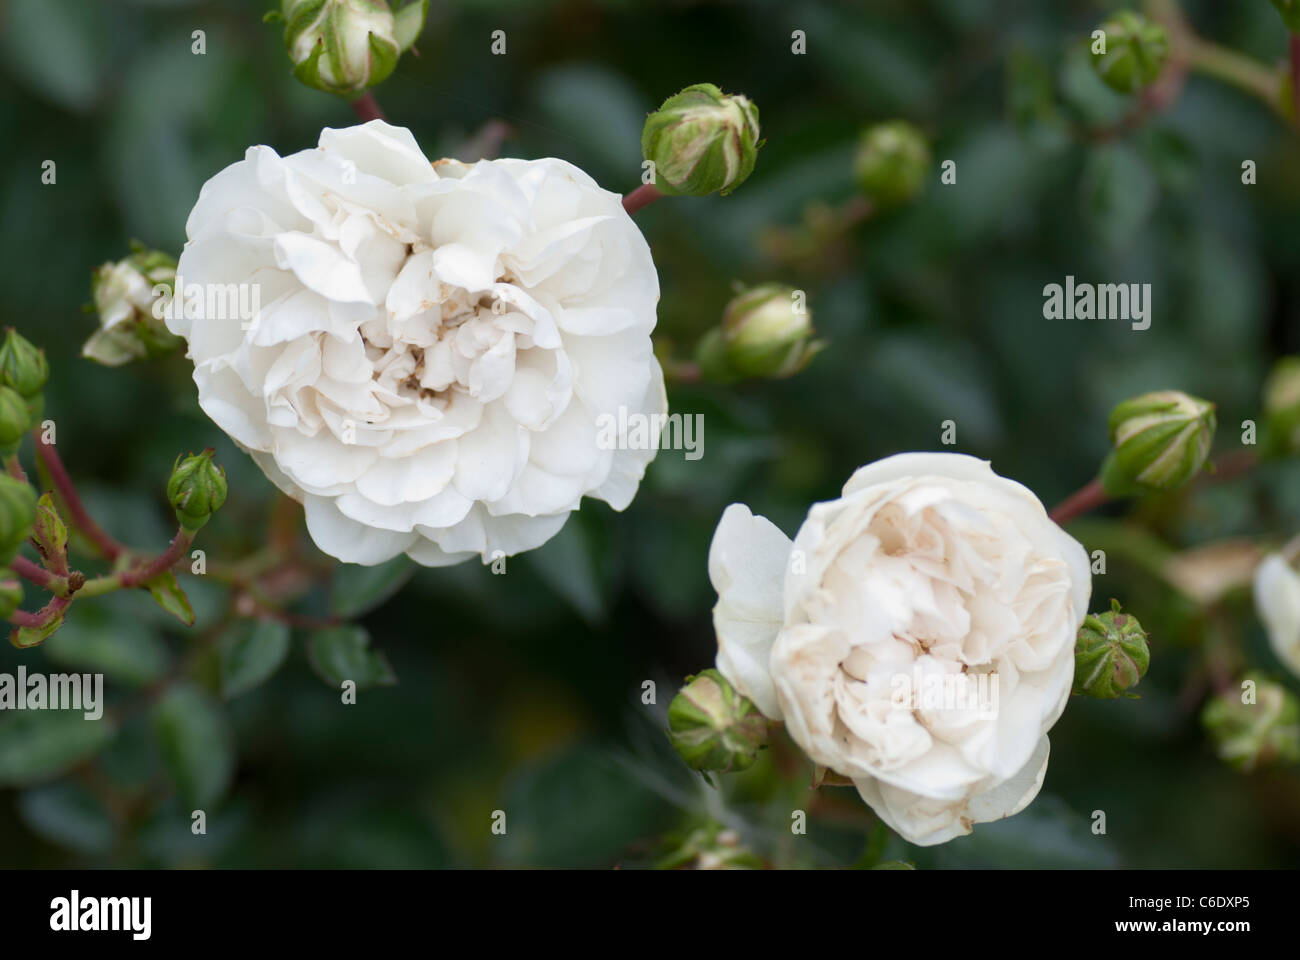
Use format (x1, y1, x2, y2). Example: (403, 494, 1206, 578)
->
(1202, 673, 1300, 772)
(0, 475, 36, 567)
(1263, 356, 1300, 456)
(0, 329, 49, 399)
(852, 120, 930, 210)
(0, 386, 31, 455)
(1101, 390, 1215, 495)
(278, 0, 426, 96)
(1073, 599, 1150, 698)
(167, 449, 228, 533)
(1091, 11, 1169, 94)
(696, 284, 822, 382)
(667, 669, 768, 774)
(641, 83, 762, 197)
(0, 571, 21, 620)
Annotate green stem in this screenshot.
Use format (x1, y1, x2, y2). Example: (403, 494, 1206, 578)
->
(1184, 38, 1281, 110)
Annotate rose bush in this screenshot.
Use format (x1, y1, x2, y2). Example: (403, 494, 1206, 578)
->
(167, 120, 664, 566)
(707, 452, 1092, 845)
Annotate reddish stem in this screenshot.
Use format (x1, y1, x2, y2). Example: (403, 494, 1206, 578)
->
(1291, 34, 1300, 127)
(33, 435, 124, 561)
(350, 91, 387, 123)
(8, 594, 72, 634)
(622, 183, 663, 215)
(10, 556, 73, 594)
(1048, 478, 1109, 527)
(119, 530, 192, 589)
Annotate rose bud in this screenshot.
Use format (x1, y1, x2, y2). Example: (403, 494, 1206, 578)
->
(852, 120, 930, 211)
(1101, 390, 1216, 495)
(1262, 356, 1300, 456)
(0, 386, 31, 456)
(1201, 672, 1300, 773)
(667, 669, 768, 774)
(167, 449, 228, 534)
(658, 825, 763, 870)
(0, 571, 22, 620)
(278, 0, 427, 96)
(1073, 599, 1150, 698)
(696, 283, 822, 382)
(1091, 10, 1169, 94)
(0, 474, 36, 567)
(0, 329, 49, 400)
(85, 247, 183, 366)
(641, 83, 762, 197)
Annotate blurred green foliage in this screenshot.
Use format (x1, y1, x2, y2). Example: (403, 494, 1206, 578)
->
(0, 0, 1299, 868)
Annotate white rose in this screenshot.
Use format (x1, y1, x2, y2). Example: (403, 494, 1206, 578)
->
(707, 452, 1091, 846)
(168, 120, 664, 566)
(1253, 554, 1300, 678)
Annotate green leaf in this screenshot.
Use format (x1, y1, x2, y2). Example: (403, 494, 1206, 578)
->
(307, 625, 396, 690)
(153, 684, 233, 809)
(17, 783, 115, 855)
(330, 555, 416, 618)
(218, 618, 290, 699)
(0, 710, 116, 786)
(145, 571, 195, 626)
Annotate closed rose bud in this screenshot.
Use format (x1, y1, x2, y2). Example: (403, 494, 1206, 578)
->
(0, 571, 21, 620)
(0, 329, 49, 400)
(852, 120, 930, 210)
(86, 248, 182, 366)
(1073, 599, 1150, 698)
(167, 449, 228, 533)
(1101, 390, 1215, 495)
(642, 83, 762, 197)
(279, 0, 426, 96)
(0, 386, 31, 455)
(1262, 356, 1300, 456)
(1201, 673, 1300, 772)
(1091, 11, 1169, 94)
(696, 283, 822, 382)
(667, 668, 768, 774)
(657, 824, 763, 870)
(1272, 0, 1300, 32)
(0, 474, 36, 567)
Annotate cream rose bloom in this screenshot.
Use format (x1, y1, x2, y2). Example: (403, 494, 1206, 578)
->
(707, 453, 1092, 846)
(1253, 554, 1300, 678)
(168, 120, 664, 566)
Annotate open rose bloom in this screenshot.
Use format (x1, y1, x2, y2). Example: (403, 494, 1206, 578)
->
(168, 120, 663, 566)
(708, 453, 1092, 845)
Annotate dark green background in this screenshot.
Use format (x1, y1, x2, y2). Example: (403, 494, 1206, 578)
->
(0, 0, 1298, 868)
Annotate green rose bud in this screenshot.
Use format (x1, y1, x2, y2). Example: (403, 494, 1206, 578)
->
(278, 0, 426, 96)
(657, 824, 763, 870)
(0, 571, 22, 620)
(85, 248, 183, 366)
(1262, 355, 1300, 456)
(667, 669, 768, 774)
(1272, 0, 1300, 33)
(852, 120, 931, 210)
(1073, 599, 1150, 699)
(0, 386, 31, 456)
(1101, 390, 1216, 495)
(167, 449, 228, 533)
(0, 329, 49, 399)
(1090, 11, 1170, 95)
(696, 284, 822, 382)
(0, 474, 36, 567)
(1201, 673, 1300, 773)
(641, 83, 762, 197)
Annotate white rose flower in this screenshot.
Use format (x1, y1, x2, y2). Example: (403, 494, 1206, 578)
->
(168, 120, 664, 566)
(707, 452, 1092, 846)
(1253, 553, 1300, 678)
